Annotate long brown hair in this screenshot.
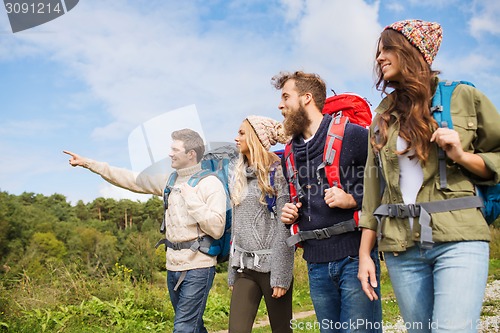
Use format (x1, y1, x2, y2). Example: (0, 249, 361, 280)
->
(231, 120, 280, 206)
(373, 29, 440, 162)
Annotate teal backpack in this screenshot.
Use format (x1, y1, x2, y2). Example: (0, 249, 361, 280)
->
(432, 80, 500, 225)
(373, 81, 499, 250)
(155, 145, 238, 263)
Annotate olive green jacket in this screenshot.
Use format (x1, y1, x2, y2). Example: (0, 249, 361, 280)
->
(359, 83, 500, 252)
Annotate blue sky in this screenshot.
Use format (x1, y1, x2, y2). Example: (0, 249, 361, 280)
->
(1, 0, 499, 204)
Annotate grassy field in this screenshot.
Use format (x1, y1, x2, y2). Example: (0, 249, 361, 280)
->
(1, 227, 499, 332)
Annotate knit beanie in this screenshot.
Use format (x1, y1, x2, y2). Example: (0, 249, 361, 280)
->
(246, 115, 288, 151)
(386, 19, 442, 66)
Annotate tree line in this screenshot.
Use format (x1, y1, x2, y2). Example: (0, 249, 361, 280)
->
(0, 190, 167, 284)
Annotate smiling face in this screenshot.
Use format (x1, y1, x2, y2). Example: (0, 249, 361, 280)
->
(169, 139, 194, 170)
(377, 40, 403, 82)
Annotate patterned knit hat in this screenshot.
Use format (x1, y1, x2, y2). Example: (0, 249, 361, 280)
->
(386, 19, 442, 66)
(246, 115, 288, 150)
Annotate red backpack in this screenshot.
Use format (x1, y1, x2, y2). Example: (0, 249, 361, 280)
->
(322, 93, 372, 128)
(284, 93, 372, 247)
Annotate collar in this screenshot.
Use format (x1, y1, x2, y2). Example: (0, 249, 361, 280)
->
(176, 163, 202, 177)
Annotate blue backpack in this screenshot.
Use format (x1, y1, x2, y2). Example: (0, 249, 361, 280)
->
(432, 80, 500, 225)
(155, 145, 238, 263)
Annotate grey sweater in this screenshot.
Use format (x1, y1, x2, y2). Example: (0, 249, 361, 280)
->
(228, 164, 294, 289)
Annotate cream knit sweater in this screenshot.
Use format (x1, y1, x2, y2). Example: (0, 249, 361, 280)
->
(83, 159, 226, 271)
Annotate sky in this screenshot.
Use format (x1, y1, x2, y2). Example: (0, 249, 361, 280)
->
(1, 0, 499, 204)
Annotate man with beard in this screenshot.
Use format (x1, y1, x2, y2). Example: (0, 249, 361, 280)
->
(271, 71, 382, 333)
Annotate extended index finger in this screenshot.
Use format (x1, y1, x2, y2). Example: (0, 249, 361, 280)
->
(62, 150, 75, 157)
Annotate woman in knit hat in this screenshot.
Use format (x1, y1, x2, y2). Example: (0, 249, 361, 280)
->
(228, 115, 294, 333)
(358, 19, 500, 332)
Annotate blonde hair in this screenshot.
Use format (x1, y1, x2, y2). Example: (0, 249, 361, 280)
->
(231, 120, 280, 206)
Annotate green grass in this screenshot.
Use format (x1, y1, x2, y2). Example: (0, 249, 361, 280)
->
(1, 227, 499, 333)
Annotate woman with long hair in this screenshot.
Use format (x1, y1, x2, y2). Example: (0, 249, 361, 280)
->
(358, 20, 500, 333)
(228, 116, 294, 333)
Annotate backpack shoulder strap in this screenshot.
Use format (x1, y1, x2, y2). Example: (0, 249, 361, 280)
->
(318, 116, 348, 188)
(163, 172, 178, 210)
(431, 80, 475, 189)
(265, 161, 279, 217)
(160, 171, 178, 233)
(431, 80, 475, 129)
(187, 169, 215, 187)
(284, 141, 302, 204)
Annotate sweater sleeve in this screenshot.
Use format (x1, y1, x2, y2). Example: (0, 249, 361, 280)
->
(462, 85, 500, 184)
(270, 168, 294, 289)
(84, 159, 166, 196)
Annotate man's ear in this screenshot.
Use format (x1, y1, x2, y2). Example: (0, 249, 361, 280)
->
(187, 149, 197, 162)
(302, 92, 313, 105)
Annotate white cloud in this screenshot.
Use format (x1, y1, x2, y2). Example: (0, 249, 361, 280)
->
(408, 0, 460, 8)
(280, 0, 306, 21)
(290, 0, 381, 89)
(437, 53, 494, 80)
(5, 0, 383, 145)
(10, 1, 280, 142)
(469, 0, 500, 38)
(385, 1, 405, 13)
(435, 52, 500, 109)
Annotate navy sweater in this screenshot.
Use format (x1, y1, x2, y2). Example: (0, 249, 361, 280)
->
(283, 114, 368, 263)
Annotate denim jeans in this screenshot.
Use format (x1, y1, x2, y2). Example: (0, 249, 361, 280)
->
(307, 250, 382, 333)
(384, 241, 489, 333)
(167, 266, 216, 333)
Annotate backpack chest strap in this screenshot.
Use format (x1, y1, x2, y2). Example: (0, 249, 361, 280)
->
(232, 244, 273, 272)
(154, 235, 214, 252)
(285, 218, 357, 247)
(374, 196, 484, 249)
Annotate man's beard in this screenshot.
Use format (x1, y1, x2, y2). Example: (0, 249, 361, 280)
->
(283, 104, 311, 137)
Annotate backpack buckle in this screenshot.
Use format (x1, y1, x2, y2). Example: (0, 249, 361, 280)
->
(407, 204, 420, 217)
(430, 105, 443, 113)
(313, 228, 331, 240)
(387, 204, 420, 218)
(170, 242, 183, 250)
(388, 204, 407, 218)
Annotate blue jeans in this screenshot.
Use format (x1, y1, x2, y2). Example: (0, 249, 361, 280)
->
(384, 241, 489, 333)
(167, 266, 216, 333)
(307, 250, 382, 333)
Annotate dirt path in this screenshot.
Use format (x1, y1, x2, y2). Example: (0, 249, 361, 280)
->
(213, 280, 500, 333)
(213, 310, 316, 333)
